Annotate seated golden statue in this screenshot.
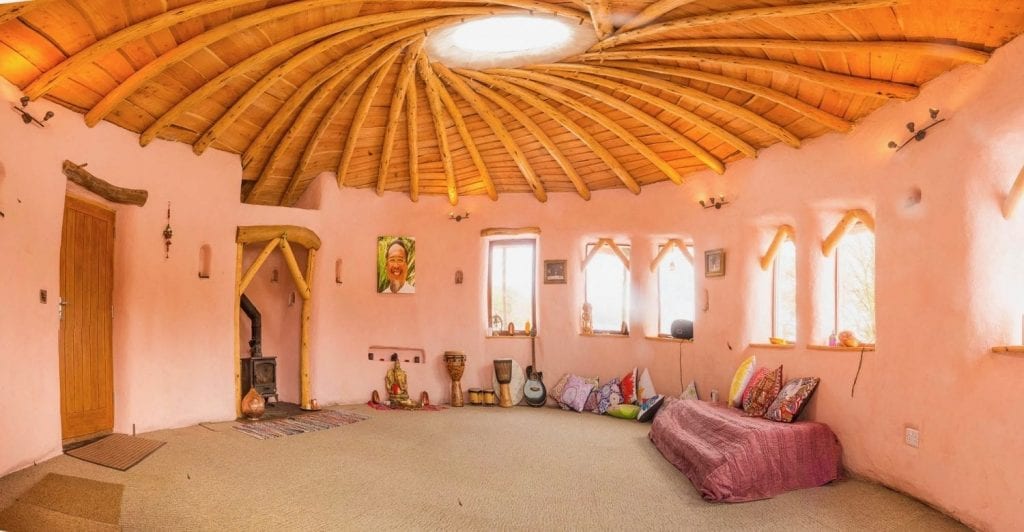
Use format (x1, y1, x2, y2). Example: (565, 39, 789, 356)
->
(385, 359, 410, 405)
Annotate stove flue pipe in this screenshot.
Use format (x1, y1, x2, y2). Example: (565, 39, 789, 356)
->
(240, 294, 263, 357)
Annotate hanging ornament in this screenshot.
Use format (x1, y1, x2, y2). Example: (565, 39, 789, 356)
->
(163, 201, 173, 259)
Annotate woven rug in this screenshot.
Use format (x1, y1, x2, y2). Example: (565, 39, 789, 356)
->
(233, 410, 369, 440)
(0, 473, 123, 531)
(65, 433, 165, 471)
(366, 401, 447, 412)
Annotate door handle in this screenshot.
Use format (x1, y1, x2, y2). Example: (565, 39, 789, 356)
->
(58, 298, 68, 321)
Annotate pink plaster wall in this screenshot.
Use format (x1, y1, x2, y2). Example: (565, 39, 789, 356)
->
(1, 36, 1023, 531)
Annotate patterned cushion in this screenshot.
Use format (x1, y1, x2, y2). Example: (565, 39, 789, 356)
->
(728, 356, 757, 407)
(743, 365, 783, 417)
(637, 368, 657, 402)
(637, 394, 665, 422)
(607, 404, 640, 420)
(620, 368, 639, 404)
(765, 377, 821, 422)
(559, 375, 595, 413)
(548, 373, 570, 406)
(596, 378, 623, 414)
(583, 385, 600, 413)
(741, 368, 769, 410)
(681, 381, 698, 400)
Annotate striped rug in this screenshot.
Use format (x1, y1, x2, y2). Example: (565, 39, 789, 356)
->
(65, 434, 166, 471)
(233, 410, 369, 440)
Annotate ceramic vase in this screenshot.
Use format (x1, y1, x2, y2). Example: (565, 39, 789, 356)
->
(241, 388, 265, 420)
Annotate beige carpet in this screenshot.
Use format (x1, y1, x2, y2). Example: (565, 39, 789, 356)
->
(0, 405, 967, 531)
(0, 473, 122, 531)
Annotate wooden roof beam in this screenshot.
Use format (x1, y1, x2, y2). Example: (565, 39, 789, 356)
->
(424, 62, 499, 201)
(494, 68, 725, 176)
(582, 0, 614, 40)
(337, 52, 401, 187)
(418, 56, 460, 206)
(576, 50, 919, 100)
(430, 62, 547, 202)
(376, 41, 423, 197)
(455, 72, 592, 200)
(593, 0, 906, 51)
(455, 69, 640, 195)
(407, 77, 420, 203)
(616, 0, 700, 35)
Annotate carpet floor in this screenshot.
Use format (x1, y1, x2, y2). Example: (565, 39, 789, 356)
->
(0, 405, 967, 531)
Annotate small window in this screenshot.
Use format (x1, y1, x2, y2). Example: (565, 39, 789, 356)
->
(834, 227, 875, 343)
(488, 239, 536, 334)
(584, 242, 630, 333)
(772, 240, 797, 341)
(657, 245, 695, 336)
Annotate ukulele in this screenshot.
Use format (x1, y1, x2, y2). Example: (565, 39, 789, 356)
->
(523, 328, 547, 407)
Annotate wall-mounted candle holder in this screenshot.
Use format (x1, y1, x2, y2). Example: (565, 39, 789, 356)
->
(198, 244, 211, 279)
(335, 259, 343, 284)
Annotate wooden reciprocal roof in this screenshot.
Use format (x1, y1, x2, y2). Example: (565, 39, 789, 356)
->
(1, 1, 1022, 206)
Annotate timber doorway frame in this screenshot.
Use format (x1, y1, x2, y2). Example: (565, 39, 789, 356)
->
(235, 225, 321, 414)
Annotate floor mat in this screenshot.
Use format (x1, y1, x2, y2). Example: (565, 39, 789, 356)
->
(0, 473, 123, 531)
(65, 433, 166, 471)
(233, 409, 369, 440)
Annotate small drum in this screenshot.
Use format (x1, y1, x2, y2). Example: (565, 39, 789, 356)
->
(443, 351, 467, 407)
(468, 388, 483, 405)
(482, 389, 497, 406)
(493, 359, 513, 408)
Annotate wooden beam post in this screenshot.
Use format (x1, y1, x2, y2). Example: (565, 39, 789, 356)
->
(234, 243, 244, 418)
(760, 225, 795, 270)
(279, 238, 312, 300)
(1002, 165, 1024, 220)
(822, 210, 875, 256)
(62, 161, 148, 206)
(238, 238, 281, 294)
(299, 248, 316, 410)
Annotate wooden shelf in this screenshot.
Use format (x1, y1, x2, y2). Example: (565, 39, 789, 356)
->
(991, 346, 1024, 354)
(807, 344, 875, 352)
(579, 332, 630, 339)
(645, 336, 694, 343)
(749, 343, 796, 349)
(485, 334, 532, 340)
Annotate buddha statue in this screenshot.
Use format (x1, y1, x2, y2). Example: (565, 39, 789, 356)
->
(385, 359, 410, 404)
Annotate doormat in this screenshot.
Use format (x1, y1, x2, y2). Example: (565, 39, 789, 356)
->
(65, 433, 166, 471)
(0, 473, 123, 530)
(233, 409, 369, 440)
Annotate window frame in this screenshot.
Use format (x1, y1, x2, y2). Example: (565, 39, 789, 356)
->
(583, 241, 631, 335)
(486, 238, 537, 336)
(655, 242, 695, 338)
(770, 239, 797, 342)
(832, 224, 876, 343)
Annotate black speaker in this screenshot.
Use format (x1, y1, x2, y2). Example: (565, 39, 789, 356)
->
(670, 319, 694, 340)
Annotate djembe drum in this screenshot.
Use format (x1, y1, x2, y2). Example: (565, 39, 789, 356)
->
(443, 351, 467, 407)
(493, 359, 513, 408)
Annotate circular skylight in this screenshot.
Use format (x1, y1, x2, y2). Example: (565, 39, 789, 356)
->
(427, 15, 598, 70)
(450, 16, 571, 54)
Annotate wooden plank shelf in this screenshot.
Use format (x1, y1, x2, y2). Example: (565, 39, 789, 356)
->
(807, 345, 876, 352)
(749, 343, 796, 349)
(991, 346, 1024, 354)
(645, 336, 694, 343)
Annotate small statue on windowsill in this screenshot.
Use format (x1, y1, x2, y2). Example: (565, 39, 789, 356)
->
(581, 302, 594, 335)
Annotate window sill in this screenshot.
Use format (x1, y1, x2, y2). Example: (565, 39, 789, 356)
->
(992, 345, 1024, 354)
(807, 344, 875, 352)
(749, 343, 796, 349)
(645, 336, 693, 343)
(485, 334, 533, 340)
(579, 332, 630, 338)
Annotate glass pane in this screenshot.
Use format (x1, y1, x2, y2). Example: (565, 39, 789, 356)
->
(772, 240, 797, 341)
(837, 230, 875, 343)
(658, 247, 695, 335)
(585, 244, 630, 332)
(489, 241, 535, 331)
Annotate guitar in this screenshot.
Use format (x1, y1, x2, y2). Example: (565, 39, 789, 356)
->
(524, 328, 547, 407)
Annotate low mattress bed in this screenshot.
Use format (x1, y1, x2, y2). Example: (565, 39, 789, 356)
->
(650, 399, 842, 502)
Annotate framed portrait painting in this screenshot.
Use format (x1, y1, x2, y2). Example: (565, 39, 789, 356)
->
(543, 259, 567, 284)
(378, 236, 416, 294)
(704, 249, 725, 277)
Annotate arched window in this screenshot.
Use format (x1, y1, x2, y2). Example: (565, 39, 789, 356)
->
(583, 239, 630, 334)
(651, 240, 695, 337)
(760, 226, 796, 342)
(823, 210, 876, 345)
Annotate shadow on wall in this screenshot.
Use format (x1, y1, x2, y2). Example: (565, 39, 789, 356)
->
(0, 161, 5, 218)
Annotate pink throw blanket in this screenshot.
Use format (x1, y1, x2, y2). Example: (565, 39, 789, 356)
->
(650, 399, 842, 502)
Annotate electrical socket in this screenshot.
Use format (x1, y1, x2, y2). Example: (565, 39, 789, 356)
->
(905, 427, 920, 448)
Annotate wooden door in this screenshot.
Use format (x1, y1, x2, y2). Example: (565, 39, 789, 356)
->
(59, 196, 115, 441)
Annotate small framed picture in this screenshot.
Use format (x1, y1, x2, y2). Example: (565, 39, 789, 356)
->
(704, 249, 725, 277)
(543, 260, 567, 284)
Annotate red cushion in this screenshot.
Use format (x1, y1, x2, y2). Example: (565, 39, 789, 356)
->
(743, 365, 782, 417)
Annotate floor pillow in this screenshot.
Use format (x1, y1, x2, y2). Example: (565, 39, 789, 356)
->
(637, 394, 665, 422)
(607, 403, 640, 420)
(764, 377, 820, 422)
(741, 368, 769, 410)
(743, 365, 783, 417)
(728, 356, 757, 407)
(559, 374, 595, 412)
(583, 385, 600, 413)
(637, 368, 657, 402)
(596, 378, 622, 414)
(548, 373, 570, 406)
(620, 368, 639, 404)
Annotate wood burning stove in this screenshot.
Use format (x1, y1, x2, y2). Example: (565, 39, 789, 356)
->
(241, 356, 278, 403)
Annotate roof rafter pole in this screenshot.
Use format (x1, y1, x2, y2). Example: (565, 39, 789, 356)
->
(592, 0, 905, 51)
(425, 63, 499, 201)
(596, 60, 852, 132)
(454, 72, 592, 200)
(576, 50, 919, 100)
(615, 0, 700, 35)
(536, 62, 798, 149)
(407, 77, 421, 202)
(455, 69, 641, 194)
(23, 0, 590, 100)
(493, 68, 725, 176)
(376, 40, 424, 196)
(582, 0, 614, 39)
(418, 56, 461, 206)
(534, 66, 762, 156)
(336, 51, 403, 186)
(430, 62, 546, 202)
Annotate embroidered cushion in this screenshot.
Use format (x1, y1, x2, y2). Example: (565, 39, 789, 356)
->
(728, 356, 757, 407)
(596, 378, 623, 414)
(559, 374, 595, 413)
(765, 377, 820, 422)
(583, 385, 600, 413)
(741, 368, 769, 410)
(637, 368, 657, 402)
(681, 381, 699, 400)
(743, 365, 783, 417)
(607, 403, 640, 420)
(620, 368, 639, 404)
(637, 394, 665, 422)
(548, 373, 570, 406)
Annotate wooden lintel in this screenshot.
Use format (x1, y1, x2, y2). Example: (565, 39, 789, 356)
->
(759, 225, 795, 270)
(822, 210, 875, 256)
(62, 161, 148, 206)
(1001, 165, 1024, 220)
(237, 225, 322, 250)
(583, 239, 630, 271)
(650, 239, 693, 272)
(480, 227, 542, 237)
